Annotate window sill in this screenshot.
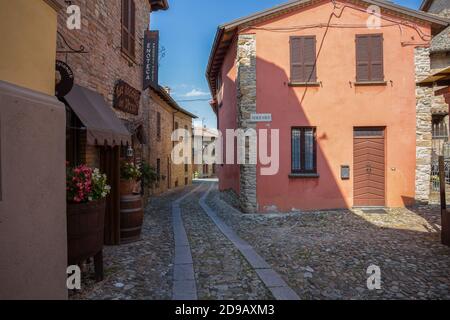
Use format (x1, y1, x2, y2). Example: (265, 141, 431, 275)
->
(289, 173, 320, 179)
(121, 48, 137, 65)
(354, 81, 387, 86)
(288, 82, 321, 87)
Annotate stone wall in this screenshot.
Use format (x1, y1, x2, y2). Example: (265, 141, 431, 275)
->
(148, 91, 176, 195)
(172, 112, 194, 188)
(147, 90, 194, 195)
(427, 0, 450, 17)
(415, 47, 433, 203)
(236, 34, 257, 213)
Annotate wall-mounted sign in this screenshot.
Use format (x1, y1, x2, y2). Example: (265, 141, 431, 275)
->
(113, 81, 141, 115)
(250, 113, 272, 123)
(143, 30, 159, 90)
(55, 60, 74, 98)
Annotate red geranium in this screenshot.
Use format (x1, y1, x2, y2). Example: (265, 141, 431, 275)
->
(66, 164, 94, 203)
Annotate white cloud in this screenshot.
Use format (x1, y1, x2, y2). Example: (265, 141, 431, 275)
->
(184, 89, 210, 97)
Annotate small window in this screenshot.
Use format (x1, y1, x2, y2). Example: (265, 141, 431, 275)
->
(354, 128, 384, 138)
(156, 112, 161, 140)
(291, 127, 317, 174)
(290, 36, 317, 83)
(121, 0, 136, 59)
(355, 34, 384, 82)
(156, 159, 161, 179)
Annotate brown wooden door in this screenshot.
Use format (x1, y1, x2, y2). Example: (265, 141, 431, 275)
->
(353, 128, 385, 207)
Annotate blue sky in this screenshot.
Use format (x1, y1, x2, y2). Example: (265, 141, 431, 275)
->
(151, 0, 423, 128)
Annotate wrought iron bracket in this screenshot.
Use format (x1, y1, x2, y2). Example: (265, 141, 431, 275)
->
(57, 31, 88, 54)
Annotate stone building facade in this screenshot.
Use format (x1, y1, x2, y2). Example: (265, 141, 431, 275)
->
(148, 88, 196, 195)
(418, 0, 450, 203)
(192, 127, 218, 178)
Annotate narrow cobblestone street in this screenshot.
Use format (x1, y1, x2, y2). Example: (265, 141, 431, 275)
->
(71, 180, 450, 300)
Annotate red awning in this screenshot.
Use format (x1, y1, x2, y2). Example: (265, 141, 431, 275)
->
(65, 85, 131, 146)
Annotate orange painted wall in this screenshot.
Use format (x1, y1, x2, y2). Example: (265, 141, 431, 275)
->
(219, 0, 432, 211)
(218, 39, 240, 193)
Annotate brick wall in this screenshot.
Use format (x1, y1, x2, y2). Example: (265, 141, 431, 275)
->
(147, 90, 194, 194)
(57, 0, 152, 168)
(172, 112, 193, 188)
(148, 91, 174, 194)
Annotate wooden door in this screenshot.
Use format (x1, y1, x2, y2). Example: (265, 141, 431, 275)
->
(354, 128, 386, 207)
(100, 146, 121, 245)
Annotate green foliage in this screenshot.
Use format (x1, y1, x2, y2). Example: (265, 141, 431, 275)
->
(141, 161, 158, 188)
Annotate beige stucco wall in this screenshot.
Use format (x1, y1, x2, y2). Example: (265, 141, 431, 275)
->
(0, 0, 67, 299)
(0, 0, 58, 95)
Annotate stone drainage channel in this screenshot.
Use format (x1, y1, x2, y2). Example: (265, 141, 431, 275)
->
(171, 182, 300, 300)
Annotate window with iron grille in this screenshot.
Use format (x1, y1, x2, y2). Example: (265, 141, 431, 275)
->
(291, 127, 317, 174)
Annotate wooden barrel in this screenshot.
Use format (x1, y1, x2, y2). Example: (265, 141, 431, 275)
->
(67, 199, 105, 265)
(120, 195, 144, 244)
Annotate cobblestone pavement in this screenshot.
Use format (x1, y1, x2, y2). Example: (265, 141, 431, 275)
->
(207, 184, 450, 300)
(70, 180, 450, 300)
(70, 185, 196, 300)
(180, 183, 273, 300)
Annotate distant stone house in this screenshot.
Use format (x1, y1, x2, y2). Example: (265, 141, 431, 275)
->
(148, 86, 197, 195)
(192, 127, 218, 178)
(417, 0, 450, 203)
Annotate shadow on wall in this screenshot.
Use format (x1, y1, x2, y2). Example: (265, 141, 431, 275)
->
(219, 39, 415, 212)
(256, 56, 348, 212)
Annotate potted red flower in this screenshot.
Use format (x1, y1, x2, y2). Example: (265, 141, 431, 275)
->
(66, 164, 111, 281)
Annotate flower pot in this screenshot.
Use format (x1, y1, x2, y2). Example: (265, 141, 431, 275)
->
(120, 179, 136, 195)
(67, 199, 106, 281)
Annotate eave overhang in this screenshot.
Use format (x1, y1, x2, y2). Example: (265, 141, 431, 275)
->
(150, 0, 169, 11)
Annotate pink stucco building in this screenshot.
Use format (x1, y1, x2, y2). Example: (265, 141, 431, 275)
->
(206, 0, 449, 213)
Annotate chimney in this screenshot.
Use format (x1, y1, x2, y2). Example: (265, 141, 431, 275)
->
(163, 86, 171, 95)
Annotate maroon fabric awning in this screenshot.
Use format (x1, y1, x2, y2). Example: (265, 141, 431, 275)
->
(65, 85, 131, 146)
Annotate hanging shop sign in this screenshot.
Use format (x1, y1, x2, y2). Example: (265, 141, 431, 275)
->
(113, 80, 141, 115)
(143, 30, 159, 90)
(55, 60, 74, 98)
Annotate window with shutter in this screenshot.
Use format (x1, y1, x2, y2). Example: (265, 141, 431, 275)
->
(356, 34, 384, 82)
(121, 0, 136, 59)
(290, 36, 317, 83)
